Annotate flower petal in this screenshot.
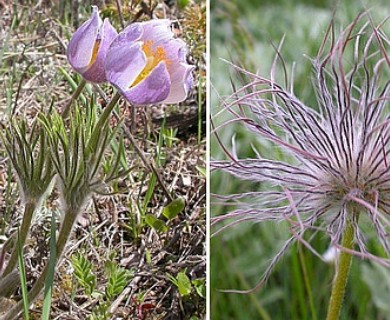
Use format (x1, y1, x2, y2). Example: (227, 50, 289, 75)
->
(67, 6, 101, 71)
(109, 23, 144, 50)
(105, 42, 146, 90)
(163, 63, 194, 104)
(141, 20, 172, 45)
(82, 18, 118, 83)
(105, 18, 193, 105)
(121, 61, 171, 105)
(160, 39, 193, 103)
(168, 39, 188, 61)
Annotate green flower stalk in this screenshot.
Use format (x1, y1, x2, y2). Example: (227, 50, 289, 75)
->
(326, 218, 355, 320)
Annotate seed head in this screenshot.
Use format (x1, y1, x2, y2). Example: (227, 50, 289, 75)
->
(212, 12, 390, 293)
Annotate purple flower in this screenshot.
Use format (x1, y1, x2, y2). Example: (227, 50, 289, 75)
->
(67, 6, 118, 83)
(212, 14, 390, 292)
(105, 20, 194, 106)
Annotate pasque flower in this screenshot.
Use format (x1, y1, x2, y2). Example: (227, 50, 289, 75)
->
(212, 13, 390, 294)
(105, 19, 194, 105)
(67, 6, 118, 83)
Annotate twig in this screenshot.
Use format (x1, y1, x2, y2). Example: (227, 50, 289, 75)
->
(122, 122, 174, 202)
(115, 0, 126, 29)
(97, 92, 174, 202)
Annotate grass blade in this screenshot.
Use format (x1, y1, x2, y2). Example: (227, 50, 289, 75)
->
(17, 228, 30, 320)
(41, 211, 57, 320)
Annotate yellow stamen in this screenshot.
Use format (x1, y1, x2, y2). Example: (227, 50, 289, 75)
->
(131, 40, 169, 87)
(87, 39, 101, 68)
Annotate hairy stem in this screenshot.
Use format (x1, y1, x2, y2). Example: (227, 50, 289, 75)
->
(0, 201, 39, 297)
(0, 208, 79, 320)
(62, 78, 87, 118)
(93, 91, 121, 132)
(326, 219, 355, 320)
(0, 270, 19, 298)
(1, 201, 36, 280)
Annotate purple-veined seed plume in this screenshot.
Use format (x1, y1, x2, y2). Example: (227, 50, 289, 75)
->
(212, 12, 390, 293)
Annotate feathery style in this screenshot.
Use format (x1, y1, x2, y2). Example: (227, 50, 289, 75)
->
(212, 13, 390, 292)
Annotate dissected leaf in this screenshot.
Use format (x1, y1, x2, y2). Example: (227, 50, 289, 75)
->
(105, 261, 132, 301)
(71, 252, 96, 296)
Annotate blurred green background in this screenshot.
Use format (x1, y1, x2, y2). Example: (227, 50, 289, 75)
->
(210, 0, 390, 319)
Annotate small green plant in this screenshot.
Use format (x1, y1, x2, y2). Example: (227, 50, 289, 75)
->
(88, 302, 111, 320)
(145, 214, 168, 233)
(192, 278, 206, 299)
(161, 125, 179, 149)
(89, 259, 132, 320)
(145, 197, 185, 234)
(162, 197, 185, 220)
(71, 252, 132, 320)
(71, 252, 96, 296)
(168, 270, 192, 297)
(168, 270, 206, 300)
(104, 260, 132, 301)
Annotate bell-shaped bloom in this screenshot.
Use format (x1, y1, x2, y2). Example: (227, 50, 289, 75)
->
(67, 6, 118, 83)
(105, 20, 194, 105)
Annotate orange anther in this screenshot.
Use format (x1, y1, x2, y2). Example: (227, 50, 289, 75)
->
(87, 39, 101, 68)
(131, 39, 171, 87)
